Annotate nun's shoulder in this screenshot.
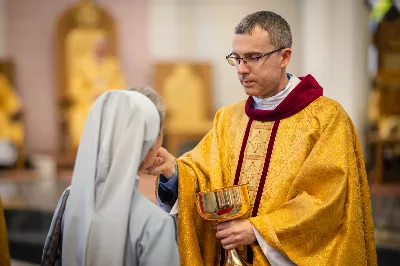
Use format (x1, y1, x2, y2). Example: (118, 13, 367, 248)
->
(127, 192, 177, 262)
(130, 192, 174, 225)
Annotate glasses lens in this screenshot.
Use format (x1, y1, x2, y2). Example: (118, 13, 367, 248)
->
(227, 57, 236, 66)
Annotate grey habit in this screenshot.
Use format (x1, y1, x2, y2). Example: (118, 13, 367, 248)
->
(42, 90, 179, 266)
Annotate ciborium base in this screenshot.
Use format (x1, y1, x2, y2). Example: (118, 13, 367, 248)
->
(224, 249, 251, 266)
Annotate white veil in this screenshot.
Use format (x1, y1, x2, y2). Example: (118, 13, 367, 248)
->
(62, 90, 160, 266)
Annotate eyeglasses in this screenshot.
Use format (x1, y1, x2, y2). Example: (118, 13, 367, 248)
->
(225, 48, 284, 67)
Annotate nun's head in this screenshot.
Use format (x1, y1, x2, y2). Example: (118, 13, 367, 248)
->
(127, 87, 166, 170)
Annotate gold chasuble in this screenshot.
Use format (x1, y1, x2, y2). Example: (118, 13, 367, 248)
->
(175, 75, 377, 266)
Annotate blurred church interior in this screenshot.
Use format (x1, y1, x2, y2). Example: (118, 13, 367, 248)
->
(0, 0, 400, 265)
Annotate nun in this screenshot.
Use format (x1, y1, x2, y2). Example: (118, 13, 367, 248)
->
(42, 88, 179, 266)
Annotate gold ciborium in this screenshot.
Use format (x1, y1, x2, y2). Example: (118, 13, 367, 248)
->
(196, 184, 251, 266)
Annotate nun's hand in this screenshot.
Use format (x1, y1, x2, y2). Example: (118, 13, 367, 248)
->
(142, 147, 176, 179)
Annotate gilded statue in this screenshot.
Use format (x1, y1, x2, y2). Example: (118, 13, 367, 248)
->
(65, 0, 106, 73)
(67, 35, 126, 149)
(0, 73, 23, 166)
(367, 88, 380, 127)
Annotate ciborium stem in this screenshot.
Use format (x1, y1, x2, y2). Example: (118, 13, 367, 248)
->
(224, 249, 251, 266)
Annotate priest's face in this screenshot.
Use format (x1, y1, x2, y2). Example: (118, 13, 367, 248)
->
(231, 26, 291, 98)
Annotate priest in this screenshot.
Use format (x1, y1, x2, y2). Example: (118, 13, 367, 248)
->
(146, 11, 377, 266)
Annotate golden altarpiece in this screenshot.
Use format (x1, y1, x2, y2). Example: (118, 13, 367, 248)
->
(56, 0, 118, 168)
(369, 12, 400, 185)
(0, 59, 24, 168)
(154, 63, 214, 157)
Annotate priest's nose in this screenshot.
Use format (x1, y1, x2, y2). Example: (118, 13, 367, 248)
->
(237, 61, 250, 75)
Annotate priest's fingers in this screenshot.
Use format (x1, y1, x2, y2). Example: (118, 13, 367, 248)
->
(141, 168, 160, 176)
(215, 221, 232, 231)
(141, 169, 152, 175)
(153, 157, 164, 166)
(157, 147, 171, 160)
(142, 170, 159, 176)
(141, 157, 165, 175)
(147, 164, 170, 176)
(142, 160, 166, 173)
(145, 157, 164, 169)
(220, 236, 237, 247)
(216, 228, 232, 239)
(221, 237, 242, 250)
(222, 242, 240, 250)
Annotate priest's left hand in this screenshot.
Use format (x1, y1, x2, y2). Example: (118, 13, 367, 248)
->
(214, 219, 256, 250)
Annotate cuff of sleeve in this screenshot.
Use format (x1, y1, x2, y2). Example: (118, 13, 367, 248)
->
(157, 165, 178, 205)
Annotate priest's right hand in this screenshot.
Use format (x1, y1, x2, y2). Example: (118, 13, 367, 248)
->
(142, 147, 177, 179)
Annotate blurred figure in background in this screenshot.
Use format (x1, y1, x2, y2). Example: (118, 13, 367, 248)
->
(67, 35, 126, 150)
(0, 73, 23, 168)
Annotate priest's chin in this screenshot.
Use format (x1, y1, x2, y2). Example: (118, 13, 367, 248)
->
(243, 85, 261, 97)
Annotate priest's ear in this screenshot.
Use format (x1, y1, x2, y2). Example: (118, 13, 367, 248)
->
(280, 48, 292, 68)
